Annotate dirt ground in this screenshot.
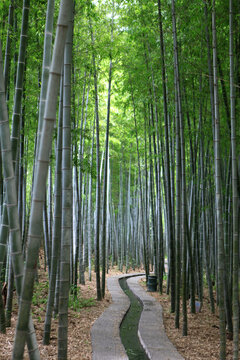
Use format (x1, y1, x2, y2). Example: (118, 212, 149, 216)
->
(0, 264, 119, 360)
(0, 261, 239, 359)
(139, 278, 238, 360)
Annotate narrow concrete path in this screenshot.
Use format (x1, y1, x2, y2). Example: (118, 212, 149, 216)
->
(91, 273, 184, 360)
(127, 276, 184, 360)
(91, 274, 143, 360)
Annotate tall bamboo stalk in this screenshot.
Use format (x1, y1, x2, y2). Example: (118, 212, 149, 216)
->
(212, 1, 226, 358)
(158, 0, 175, 312)
(101, 42, 113, 297)
(12, 1, 71, 357)
(131, 87, 149, 280)
(43, 76, 63, 345)
(171, 0, 188, 335)
(89, 12, 102, 300)
(0, 0, 30, 285)
(229, 0, 239, 357)
(36, 0, 55, 151)
(3, 0, 14, 96)
(0, 39, 40, 360)
(58, 5, 73, 357)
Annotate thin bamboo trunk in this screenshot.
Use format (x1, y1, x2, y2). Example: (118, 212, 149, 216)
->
(199, 75, 215, 314)
(212, 1, 226, 357)
(204, 1, 215, 141)
(0, 0, 30, 289)
(36, 0, 55, 152)
(158, 0, 175, 312)
(88, 120, 95, 281)
(174, 61, 181, 328)
(77, 71, 87, 287)
(43, 75, 63, 345)
(89, 13, 102, 300)
(148, 114, 157, 276)
(101, 52, 112, 297)
(12, 1, 71, 357)
(0, 39, 40, 360)
(171, 0, 187, 335)
(5, 260, 14, 327)
(229, 0, 239, 357)
(58, 6, 73, 357)
(131, 88, 149, 279)
(3, 0, 14, 97)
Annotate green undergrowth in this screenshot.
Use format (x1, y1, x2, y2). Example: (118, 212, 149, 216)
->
(32, 280, 49, 307)
(69, 289, 96, 312)
(32, 281, 96, 312)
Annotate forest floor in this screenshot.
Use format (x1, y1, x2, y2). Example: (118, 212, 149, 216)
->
(139, 278, 237, 360)
(0, 255, 238, 359)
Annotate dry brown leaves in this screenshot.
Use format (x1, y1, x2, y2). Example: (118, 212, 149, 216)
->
(0, 262, 141, 360)
(140, 278, 239, 360)
(1, 261, 239, 360)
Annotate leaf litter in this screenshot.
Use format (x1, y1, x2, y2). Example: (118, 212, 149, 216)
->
(0, 256, 239, 359)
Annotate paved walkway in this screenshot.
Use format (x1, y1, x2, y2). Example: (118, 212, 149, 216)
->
(91, 273, 184, 360)
(127, 276, 184, 360)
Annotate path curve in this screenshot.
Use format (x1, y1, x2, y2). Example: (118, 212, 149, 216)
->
(127, 276, 184, 360)
(91, 273, 184, 360)
(91, 273, 143, 360)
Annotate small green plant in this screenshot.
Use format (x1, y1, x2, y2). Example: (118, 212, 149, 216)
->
(163, 273, 168, 282)
(32, 280, 49, 306)
(69, 294, 96, 311)
(69, 285, 96, 311)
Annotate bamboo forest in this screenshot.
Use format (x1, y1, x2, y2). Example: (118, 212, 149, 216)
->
(0, 0, 239, 359)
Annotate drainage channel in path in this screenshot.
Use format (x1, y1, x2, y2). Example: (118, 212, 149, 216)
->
(119, 276, 149, 360)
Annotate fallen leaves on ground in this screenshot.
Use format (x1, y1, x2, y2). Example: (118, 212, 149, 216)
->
(1, 260, 239, 359)
(139, 278, 239, 360)
(0, 260, 142, 360)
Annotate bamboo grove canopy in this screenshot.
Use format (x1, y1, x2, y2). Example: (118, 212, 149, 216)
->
(0, 0, 239, 359)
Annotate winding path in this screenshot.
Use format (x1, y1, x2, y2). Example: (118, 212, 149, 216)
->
(91, 273, 184, 360)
